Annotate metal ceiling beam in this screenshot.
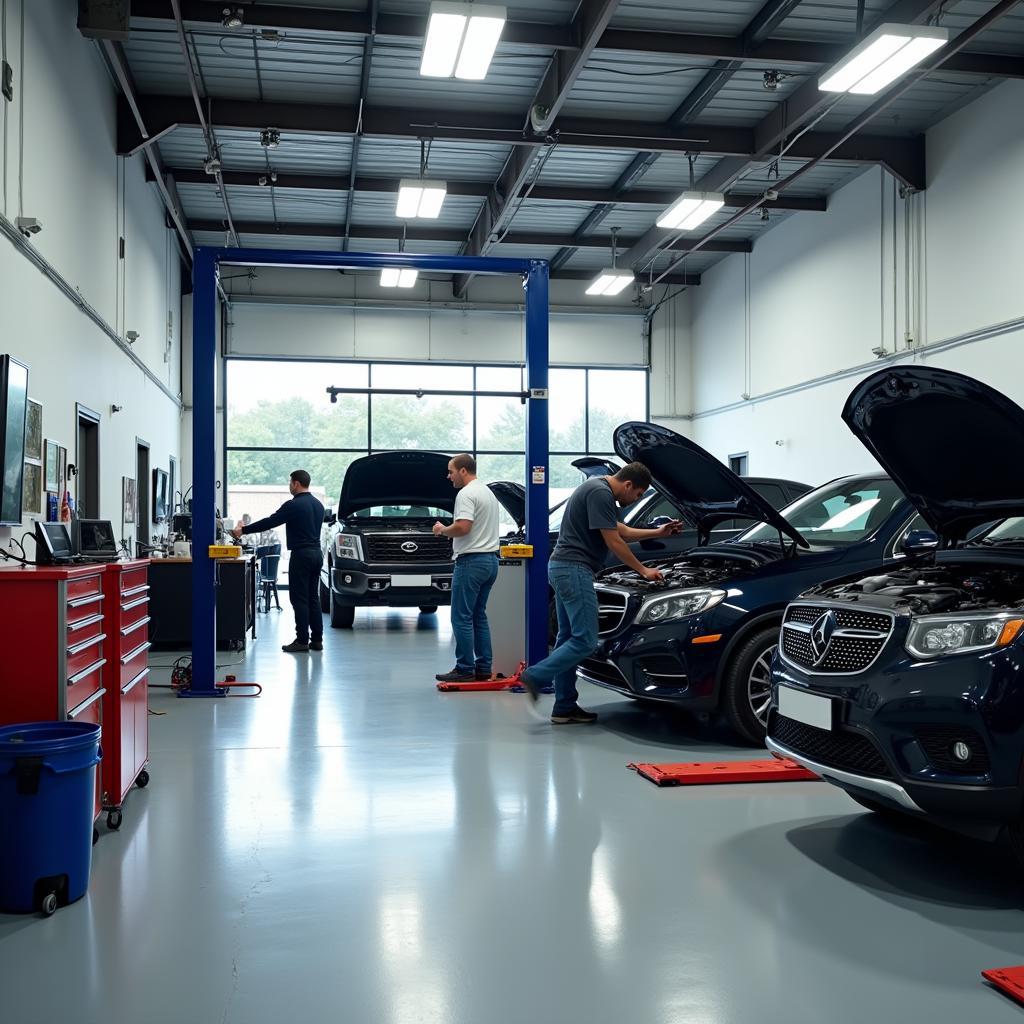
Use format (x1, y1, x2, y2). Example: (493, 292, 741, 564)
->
(161, 166, 829, 211)
(186, 218, 753, 252)
(555, 269, 702, 287)
(124, 2, 1024, 78)
(342, 2, 378, 251)
(453, 0, 624, 298)
(119, 96, 925, 179)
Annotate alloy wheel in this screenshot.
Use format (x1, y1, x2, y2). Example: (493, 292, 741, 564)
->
(747, 644, 778, 726)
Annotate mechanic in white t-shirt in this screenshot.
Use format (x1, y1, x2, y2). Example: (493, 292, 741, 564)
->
(432, 453, 502, 683)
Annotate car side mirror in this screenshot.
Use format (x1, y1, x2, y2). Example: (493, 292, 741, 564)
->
(901, 529, 939, 556)
(648, 515, 671, 528)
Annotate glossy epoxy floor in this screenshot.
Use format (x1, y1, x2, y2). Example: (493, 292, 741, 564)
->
(2, 610, 1023, 1024)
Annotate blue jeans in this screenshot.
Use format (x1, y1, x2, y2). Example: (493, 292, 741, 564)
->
(526, 561, 599, 715)
(451, 553, 499, 674)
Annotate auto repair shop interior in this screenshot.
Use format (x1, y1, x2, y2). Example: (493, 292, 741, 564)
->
(2, 0, 1024, 1021)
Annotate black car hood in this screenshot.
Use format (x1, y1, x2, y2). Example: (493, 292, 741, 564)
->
(613, 422, 807, 547)
(338, 451, 454, 517)
(843, 366, 1024, 542)
(488, 481, 526, 529)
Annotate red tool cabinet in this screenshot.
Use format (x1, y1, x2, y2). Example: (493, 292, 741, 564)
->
(100, 560, 151, 829)
(0, 564, 109, 825)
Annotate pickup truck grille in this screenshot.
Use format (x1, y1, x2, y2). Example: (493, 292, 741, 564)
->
(363, 534, 452, 563)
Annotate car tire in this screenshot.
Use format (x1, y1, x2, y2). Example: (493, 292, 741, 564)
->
(419, 606, 438, 614)
(720, 624, 779, 746)
(329, 586, 355, 629)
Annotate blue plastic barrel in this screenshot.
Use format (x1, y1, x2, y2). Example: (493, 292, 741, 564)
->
(0, 722, 102, 914)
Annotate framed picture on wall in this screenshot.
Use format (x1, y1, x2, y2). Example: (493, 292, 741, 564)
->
(123, 477, 136, 524)
(22, 461, 41, 515)
(25, 399, 42, 462)
(0, 355, 29, 526)
(58, 446, 67, 495)
(44, 439, 59, 493)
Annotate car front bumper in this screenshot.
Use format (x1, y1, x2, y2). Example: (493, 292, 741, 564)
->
(331, 561, 453, 607)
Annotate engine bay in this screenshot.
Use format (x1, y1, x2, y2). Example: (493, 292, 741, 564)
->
(817, 563, 1024, 615)
(598, 549, 769, 592)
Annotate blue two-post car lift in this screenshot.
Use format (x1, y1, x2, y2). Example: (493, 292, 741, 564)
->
(187, 246, 551, 696)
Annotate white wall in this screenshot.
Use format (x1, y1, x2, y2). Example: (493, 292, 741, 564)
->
(652, 80, 1024, 486)
(0, 0, 182, 548)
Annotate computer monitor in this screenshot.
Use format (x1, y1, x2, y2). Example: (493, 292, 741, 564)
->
(172, 513, 192, 540)
(35, 521, 73, 564)
(78, 519, 119, 560)
(153, 467, 169, 522)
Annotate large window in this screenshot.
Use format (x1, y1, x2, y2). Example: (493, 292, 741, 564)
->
(225, 360, 648, 580)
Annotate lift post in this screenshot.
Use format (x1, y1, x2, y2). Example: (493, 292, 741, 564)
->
(189, 248, 551, 695)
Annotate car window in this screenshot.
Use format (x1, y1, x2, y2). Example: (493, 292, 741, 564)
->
(351, 505, 452, 519)
(738, 478, 905, 547)
(631, 496, 686, 526)
(750, 482, 785, 508)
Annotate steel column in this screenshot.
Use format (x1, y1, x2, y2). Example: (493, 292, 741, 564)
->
(524, 260, 550, 666)
(185, 247, 225, 696)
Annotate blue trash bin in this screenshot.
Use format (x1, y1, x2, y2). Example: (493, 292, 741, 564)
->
(0, 722, 102, 915)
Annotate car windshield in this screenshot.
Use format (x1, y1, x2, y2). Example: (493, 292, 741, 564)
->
(970, 517, 1024, 545)
(737, 477, 905, 547)
(351, 505, 452, 520)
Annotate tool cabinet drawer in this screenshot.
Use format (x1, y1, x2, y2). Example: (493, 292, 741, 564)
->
(66, 659, 105, 715)
(119, 567, 148, 594)
(119, 640, 151, 688)
(66, 632, 106, 681)
(67, 610, 104, 644)
(67, 575, 103, 603)
(120, 594, 150, 628)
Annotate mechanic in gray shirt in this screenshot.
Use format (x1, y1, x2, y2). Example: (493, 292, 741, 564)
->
(520, 462, 682, 724)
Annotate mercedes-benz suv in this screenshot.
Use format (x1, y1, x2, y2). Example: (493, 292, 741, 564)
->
(767, 366, 1024, 864)
(579, 421, 919, 743)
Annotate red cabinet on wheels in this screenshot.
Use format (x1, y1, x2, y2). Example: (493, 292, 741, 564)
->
(100, 560, 151, 829)
(0, 564, 108, 830)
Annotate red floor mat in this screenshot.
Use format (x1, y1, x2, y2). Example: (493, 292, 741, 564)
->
(627, 758, 820, 786)
(982, 966, 1024, 1005)
(436, 663, 526, 692)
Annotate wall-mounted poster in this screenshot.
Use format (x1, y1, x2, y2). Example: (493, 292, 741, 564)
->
(58, 446, 67, 494)
(44, 439, 59, 493)
(123, 477, 136, 524)
(22, 461, 40, 515)
(25, 399, 42, 462)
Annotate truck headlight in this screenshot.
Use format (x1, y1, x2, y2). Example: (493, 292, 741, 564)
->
(334, 534, 363, 560)
(636, 588, 725, 625)
(906, 613, 1024, 659)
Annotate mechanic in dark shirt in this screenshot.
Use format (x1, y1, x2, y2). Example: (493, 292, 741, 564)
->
(233, 469, 325, 654)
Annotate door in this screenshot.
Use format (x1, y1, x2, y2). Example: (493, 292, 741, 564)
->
(136, 439, 150, 555)
(76, 404, 101, 520)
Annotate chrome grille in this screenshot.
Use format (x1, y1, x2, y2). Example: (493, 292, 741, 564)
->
(363, 534, 452, 563)
(596, 588, 629, 635)
(781, 603, 893, 675)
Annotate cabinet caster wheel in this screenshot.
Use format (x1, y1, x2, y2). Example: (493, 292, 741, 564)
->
(41, 892, 58, 917)
(106, 809, 122, 831)
(93, 827, 99, 846)
(136, 770, 150, 789)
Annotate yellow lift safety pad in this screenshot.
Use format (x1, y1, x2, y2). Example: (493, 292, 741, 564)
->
(208, 545, 243, 559)
(499, 544, 534, 559)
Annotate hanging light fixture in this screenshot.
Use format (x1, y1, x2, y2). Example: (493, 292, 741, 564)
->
(420, 2, 507, 80)
(587, 226, 634, 297)
(657, 154, 724, 231)
(396, 140, 447, 219)
(819, 24, 948, 95)
(381, 227, 419, 288)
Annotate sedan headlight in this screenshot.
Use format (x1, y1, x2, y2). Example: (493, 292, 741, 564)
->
(334, 533, 363, 560)
(636, 588, 725, 625)
(905, 612, 1024, 659)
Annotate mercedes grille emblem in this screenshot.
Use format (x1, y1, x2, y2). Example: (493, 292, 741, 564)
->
(810, 611, 837, 663)
(401, 541, 419, 553)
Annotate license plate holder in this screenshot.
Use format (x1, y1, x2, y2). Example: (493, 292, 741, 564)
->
(779, 685, 834, 731)
(391, 575, 432, 588)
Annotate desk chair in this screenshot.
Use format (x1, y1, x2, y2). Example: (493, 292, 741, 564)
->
(256, 543, 282, 613)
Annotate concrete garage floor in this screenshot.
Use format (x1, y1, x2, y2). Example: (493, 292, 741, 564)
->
(2, 610, 1023, 1024)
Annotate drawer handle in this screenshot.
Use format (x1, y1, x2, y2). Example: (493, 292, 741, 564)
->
(120, 615, 151, 637)
(68, 632, 106, 657)
(121, 668, 149, 696)
(68, 612, 105, 633)
(67, 658, 106, 686)
(122, 583, 150, 598)
(121, 640, 151, 665)
(68, 593, 104, 609)
(68, 687, 106, 718)
(121, 596, 149, 612)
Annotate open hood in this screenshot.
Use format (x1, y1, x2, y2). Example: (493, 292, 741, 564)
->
(488, 481, 526, 530)
(338, 451, 454, 518)
(843, 366, 1024, 542)
(613, 422, 808, 548)
(572, 456, 619, 478)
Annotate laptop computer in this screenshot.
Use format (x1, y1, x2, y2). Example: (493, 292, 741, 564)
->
(76, 519, 122, 562)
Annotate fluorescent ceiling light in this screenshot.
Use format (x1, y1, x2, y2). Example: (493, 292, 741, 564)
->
(381, 268, 418, 288)
(396, 179, 448, 219)
(819, 24, 948, 95)
(586, 269, 634, 297)
(656, 191, 725, 231)
(421, 2, 506, 80)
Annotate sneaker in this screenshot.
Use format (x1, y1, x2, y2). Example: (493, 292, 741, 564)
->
(475, 670, 492, 681)
(310, 641, 323, 651)
(518, 669, 540, 703)
(435, 668, 476, 682)
(282, 640, 309, 653)
(551, 706, 598, 725)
